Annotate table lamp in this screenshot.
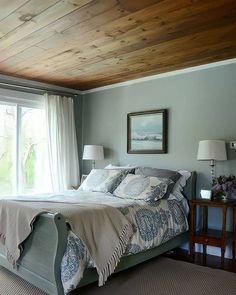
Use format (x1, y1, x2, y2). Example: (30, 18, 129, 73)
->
(197, 140, 227, 182)
(83, 145, 104, 170)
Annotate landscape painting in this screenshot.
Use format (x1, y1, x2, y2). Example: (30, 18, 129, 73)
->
(127, 109, 167, 154)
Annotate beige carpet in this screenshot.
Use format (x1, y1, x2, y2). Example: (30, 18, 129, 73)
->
(1, 257, 236, 295)
(0, 266, 47, 295)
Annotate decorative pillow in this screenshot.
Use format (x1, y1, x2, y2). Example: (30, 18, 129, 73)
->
(78, 169, 127, 193)
(105, 164, 136, 174)
(135, 167, 181, 198)
(113, 174, 173, 202)
(172, 170, 191, 200)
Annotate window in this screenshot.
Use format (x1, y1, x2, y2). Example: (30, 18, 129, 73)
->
(0, 90, 50, 195)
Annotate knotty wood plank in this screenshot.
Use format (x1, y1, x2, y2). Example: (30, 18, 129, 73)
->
(31, 0, 191, 50)
(0, 0, 122, 63)
(0, 0, 200, 72)
(60, 44, 236, 90)
(0, 0, 236, 89)
(8, 1, 236, 77)
(0, 0, 29, 23)
(36, 2, 236, 74)
(0, 0, 60, 37)
(29, 22, 236, 88)
(0, 0, 93, 51)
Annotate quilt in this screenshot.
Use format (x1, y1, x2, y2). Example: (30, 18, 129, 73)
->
(60, 191, 188, 293)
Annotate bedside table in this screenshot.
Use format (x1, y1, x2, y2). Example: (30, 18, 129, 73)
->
(189, 199, 236, 268)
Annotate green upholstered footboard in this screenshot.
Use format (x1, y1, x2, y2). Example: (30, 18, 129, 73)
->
(0, 213, 68, 295)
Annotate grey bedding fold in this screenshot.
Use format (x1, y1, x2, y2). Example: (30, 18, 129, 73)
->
(0, 199, 133, 286)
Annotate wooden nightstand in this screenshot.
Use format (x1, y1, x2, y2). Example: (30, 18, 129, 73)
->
(189, 199, 236, 268)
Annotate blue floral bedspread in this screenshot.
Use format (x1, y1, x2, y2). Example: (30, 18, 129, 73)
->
(60, 191, 188, 293)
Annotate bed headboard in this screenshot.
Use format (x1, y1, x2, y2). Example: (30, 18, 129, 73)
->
(183, 171, 197, 200)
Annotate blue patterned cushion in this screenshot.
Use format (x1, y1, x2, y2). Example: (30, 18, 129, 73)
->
(78, 169, 127, 193)
(113, 174, 173, 202)
(135, 167, 181, 198)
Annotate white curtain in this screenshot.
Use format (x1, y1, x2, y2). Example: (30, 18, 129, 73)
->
(44, 93, 80, 192)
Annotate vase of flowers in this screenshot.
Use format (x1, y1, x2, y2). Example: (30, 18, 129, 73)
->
(212, 175, 236, 200)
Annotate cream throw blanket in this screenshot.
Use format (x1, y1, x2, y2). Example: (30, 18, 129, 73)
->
(0, 199, 133, 286)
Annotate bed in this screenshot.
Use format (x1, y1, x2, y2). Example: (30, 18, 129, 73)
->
(0, 169, 196, 295)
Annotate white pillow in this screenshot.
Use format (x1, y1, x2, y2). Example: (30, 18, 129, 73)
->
(78, 169, 126, 193)
(171, 170, 191, 200)
(113, 174, 173, 202)
(105, 164, 137, 170)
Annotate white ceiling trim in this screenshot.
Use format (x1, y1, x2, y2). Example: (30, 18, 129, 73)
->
(82, 58, 236, 94)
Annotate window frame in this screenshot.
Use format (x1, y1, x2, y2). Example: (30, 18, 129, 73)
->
(0, 87, 44, 195)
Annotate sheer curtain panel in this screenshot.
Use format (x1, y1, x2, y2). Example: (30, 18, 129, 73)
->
(44, 94, 80, 192)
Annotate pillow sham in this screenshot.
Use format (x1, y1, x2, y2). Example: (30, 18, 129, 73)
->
(105, 164, 136, 173)
(171, 170, 191, 200)
(113, 174, 173, 202)
(135, 167, 181, 197)
(78, 169, 127, 193)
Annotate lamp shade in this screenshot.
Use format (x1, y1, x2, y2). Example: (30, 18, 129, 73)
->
(197, 140, 227, 161)
(83, 145, 104, 160)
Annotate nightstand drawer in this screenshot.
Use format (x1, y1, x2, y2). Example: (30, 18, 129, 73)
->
(192, 229, 233, 247)
(193, 235, 221, 247)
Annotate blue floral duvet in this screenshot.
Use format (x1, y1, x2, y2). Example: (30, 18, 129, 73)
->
(60, 191, 188, 293)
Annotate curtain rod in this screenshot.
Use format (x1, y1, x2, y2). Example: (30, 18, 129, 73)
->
(0, 81, 79, 97)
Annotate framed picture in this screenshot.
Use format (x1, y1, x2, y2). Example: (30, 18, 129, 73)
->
(127, 109, 168, 154)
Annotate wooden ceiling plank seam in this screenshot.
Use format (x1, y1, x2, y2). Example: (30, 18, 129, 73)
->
(19, 1, 236, 67)
(91, 50, 236, 87)
(16, 37, 236, 86)
(28, 22, 236, 80)
(0, 0, 236, 89)
(0, 0, 93, 52)
(33, 0, 193, 51)
(28, 49, 236, 90)
(1, 0, 228, 74)
(9, 7, 236, 78)
(0, 0, 61, 38)
(0, 0, 29, 22)
(0, 0, 215, 69)
(0, 0, 121, 63)
(22, 0, 122, 51)
(0, 0, 190, 55)
(62, 49, 236, 90)
(34, 50, 236, 89)
(37, 4, 236, 71)
(87, 43, 236, 81)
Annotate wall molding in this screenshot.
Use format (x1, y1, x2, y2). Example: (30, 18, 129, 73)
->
(82, 58, 236, 94)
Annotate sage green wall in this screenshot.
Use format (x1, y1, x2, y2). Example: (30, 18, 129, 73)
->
(81, 62, 236, 257)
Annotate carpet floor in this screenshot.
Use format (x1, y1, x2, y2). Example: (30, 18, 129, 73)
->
(1, 257, 236, 295)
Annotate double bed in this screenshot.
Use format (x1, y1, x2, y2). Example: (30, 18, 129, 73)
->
(0, 168, 196, 295)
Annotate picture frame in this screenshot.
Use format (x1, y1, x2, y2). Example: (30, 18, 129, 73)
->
(127, 109, 168, 154)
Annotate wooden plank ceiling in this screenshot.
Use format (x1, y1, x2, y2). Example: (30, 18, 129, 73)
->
(0, 0, 236, 90)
